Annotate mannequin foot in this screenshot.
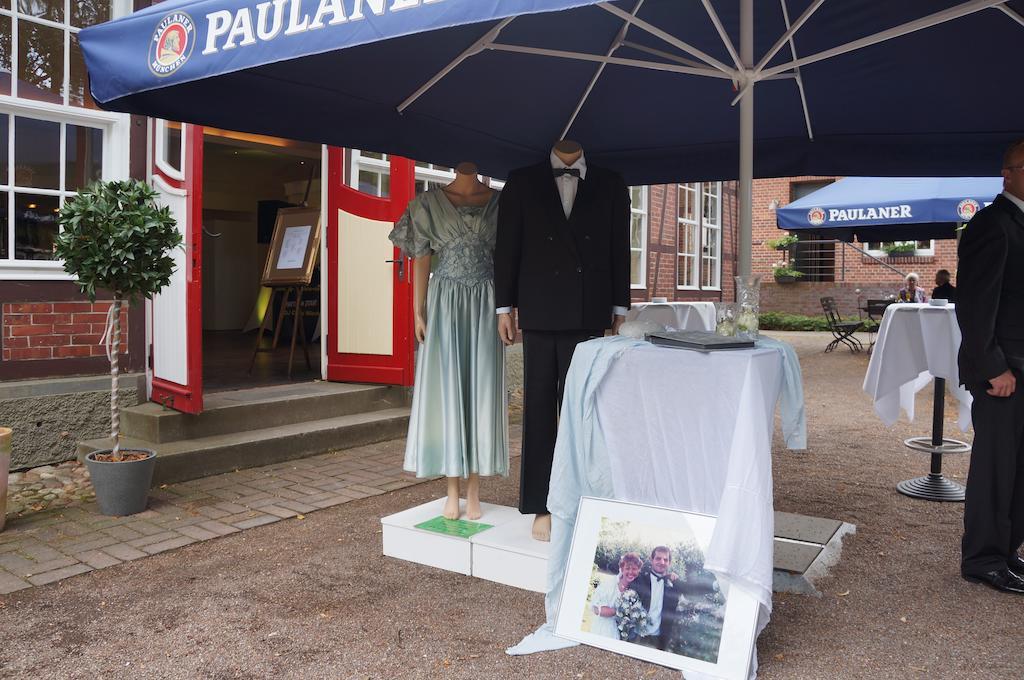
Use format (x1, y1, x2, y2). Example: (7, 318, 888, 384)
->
(442, 494, 461, 520)
(465, 474, 481, 520)
(532, 513, 552, 542)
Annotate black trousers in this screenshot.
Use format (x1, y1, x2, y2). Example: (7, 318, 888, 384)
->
(961, 369, 1024, 576)
(519, 329, 601, 514)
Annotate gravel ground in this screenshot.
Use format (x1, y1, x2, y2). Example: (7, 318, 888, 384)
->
(0, 332, 1019, 680)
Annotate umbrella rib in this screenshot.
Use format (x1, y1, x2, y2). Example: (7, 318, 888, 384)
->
(396, 17, 515, 114)
(700, 0, 742, 70)
(996, 3, 1024, 28)
(619, 40, 709, 70)
(753, 0, 826, 75)
(760, 0, 1006, 78)
(780, 0, 814, 141)
(598, 2, 736, 76)
(486, 43, 733, 79)
(560, 0, 646, 140)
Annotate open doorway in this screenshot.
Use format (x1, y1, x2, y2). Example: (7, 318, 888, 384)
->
(200, 129, 322, 392)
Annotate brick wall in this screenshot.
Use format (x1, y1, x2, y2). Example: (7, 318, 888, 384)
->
(635, 181, 737, 304)
(2, 301, 129, 362)
(761, 281, 904, 318)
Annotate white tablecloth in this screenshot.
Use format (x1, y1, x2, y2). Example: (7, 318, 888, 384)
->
(508, 336, 806, 680)
(626, 302, 716, 331)
(862, 303, 972, 431)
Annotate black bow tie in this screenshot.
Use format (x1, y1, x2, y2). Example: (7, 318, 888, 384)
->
(652, 573, 669, 582)
(553, 167, 581, 178)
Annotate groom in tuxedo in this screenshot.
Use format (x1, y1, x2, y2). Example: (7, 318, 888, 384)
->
(495, 141, 631, 540)
(631, 546, 682, 650)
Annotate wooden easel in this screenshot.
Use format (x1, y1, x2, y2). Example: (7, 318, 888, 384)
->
(247, 285, 314, 379)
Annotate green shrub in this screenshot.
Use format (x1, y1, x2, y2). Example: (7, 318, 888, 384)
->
(759, 311, 877, 332)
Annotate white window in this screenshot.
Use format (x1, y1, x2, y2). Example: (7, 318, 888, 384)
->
(0, 0, 131, 279)
(865, 240, 935, 257)
(677, 182, 722, 290)
(348, 150, 503, 198)
(629, 186, 647, 288)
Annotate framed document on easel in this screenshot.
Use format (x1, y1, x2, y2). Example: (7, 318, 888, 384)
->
(250, 207, 322, 378)
(262, 207, 321, 286)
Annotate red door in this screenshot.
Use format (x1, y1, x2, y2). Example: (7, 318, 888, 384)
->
(325, 148, 415, 385)
(149, 121, 204, 413)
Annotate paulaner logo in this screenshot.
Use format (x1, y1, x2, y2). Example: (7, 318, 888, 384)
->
(956, 199, 980, 221)
(807, 207, 826, 226)
(149, 12, 195, 76)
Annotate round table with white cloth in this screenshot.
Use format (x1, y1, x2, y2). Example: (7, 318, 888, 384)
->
(862, 302, 972, 501)
(625, 301, 715, 331)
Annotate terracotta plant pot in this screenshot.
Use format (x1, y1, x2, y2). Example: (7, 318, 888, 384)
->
(85, 448, 156, 516)
(0, 428, 10, 531)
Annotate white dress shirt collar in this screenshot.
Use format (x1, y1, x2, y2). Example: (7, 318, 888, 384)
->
(1002, 189, 1024, 215)
(550, 149, 587, 180)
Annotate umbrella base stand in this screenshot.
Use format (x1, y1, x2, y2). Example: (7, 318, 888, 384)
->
(896, 378, 971, 502)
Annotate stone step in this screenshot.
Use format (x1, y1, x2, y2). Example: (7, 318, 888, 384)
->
(78, 407, 410, 486)
(120, 382, 408, 443)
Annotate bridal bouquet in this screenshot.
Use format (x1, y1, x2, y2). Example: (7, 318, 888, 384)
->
(615, 589, 649, 642)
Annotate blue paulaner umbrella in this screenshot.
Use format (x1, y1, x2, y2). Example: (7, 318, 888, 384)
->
(80, 0, 1024, 273)
(776, 176, 1005, 241)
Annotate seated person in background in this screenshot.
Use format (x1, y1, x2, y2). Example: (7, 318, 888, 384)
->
(897, 272, 928, 303)
(932, 269, 957, 303)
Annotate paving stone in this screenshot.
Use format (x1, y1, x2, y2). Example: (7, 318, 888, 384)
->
(0, 553, 36, 575)
(16, 542, 66, 563)
(74, 550, 122, 569)
(379, 480, 415, 491)
(236, 495, 277, 508)
(142, 536, 197, 555)
(123, 520, 166, 536)
(309, 495, 354, 509)
(102, 525, 144, 542)
(197, 521, 240, 536)
(207, 488, 244, 500)
(156, 517, 205, 530)
(175, 525, 220, 541)
(273, 499, 318, 514)
(232, 514, 281, 530)
(221, 511, 261, 524)
(101, 544, 149, 561)
(60, 534, 121, 554)
(269, 488, 311, 501)
(0, 570, 31, 594)
(128, 531, 180, 548)
(26, 563, 92, 586)
(212, 502, 248, 514)
(196, 505, 231, 520)
(345, 484, 386, 496)
(24, 557, 79, 575)
(259, 505, 299, 519)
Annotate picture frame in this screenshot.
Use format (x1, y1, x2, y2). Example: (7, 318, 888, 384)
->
(261, 207, 322, 286)
(554, 497, 760, 679)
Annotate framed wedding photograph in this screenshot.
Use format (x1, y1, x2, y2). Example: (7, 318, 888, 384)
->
(261, 207, 322, 286)
(554, 497, 760, 679)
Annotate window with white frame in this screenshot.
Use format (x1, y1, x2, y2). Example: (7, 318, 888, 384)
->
(348, 150, 504, 197)
(865, 240, 935, 257)
(629, 186, 647, 288)
(677, 181, 722, 290)
(0, 0, 130, 274)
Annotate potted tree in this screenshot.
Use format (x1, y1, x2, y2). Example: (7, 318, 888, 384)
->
(55, 180, 181, 516)
(771, 261, 804, 283)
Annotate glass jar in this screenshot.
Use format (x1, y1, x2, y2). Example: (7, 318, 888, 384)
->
(735, 274, 762, 341)
(715, 302, 736, 337)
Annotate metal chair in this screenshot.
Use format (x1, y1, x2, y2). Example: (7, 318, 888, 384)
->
(820, 296, 864, 353)
(862, 299, 893, 354)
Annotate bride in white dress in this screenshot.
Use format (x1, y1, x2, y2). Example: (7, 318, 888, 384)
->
(589, 552, 643, 639)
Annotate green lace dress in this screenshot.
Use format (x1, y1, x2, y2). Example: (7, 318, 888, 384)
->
(388, 189, 509, 479)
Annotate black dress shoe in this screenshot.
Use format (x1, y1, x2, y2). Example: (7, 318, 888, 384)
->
(963, 568, 1024, 594)
(1008, 554, 1024, 579)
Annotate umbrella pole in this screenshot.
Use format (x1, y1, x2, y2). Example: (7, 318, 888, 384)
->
(737, 0, 754, 279)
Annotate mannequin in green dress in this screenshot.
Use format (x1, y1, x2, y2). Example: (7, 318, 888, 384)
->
(412, 161, 499, 520)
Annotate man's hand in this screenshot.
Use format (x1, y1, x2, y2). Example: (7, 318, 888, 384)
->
(987, 369, 1017, 398)
(667, 572, 678, 583)
(611, 314, 625, 336)
(498, 311, 517, 346)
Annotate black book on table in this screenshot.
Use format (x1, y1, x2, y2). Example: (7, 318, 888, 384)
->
(645, 330, 756, 351)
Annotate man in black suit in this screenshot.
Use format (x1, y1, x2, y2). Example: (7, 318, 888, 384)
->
(957, 139, 1024, 594)
(630, 546, 681, 650)
(494, 142, 630, 540)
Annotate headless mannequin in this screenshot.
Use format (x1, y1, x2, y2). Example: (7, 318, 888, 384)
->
(497, 139, 584, 542)
(414, 161, 495, 520)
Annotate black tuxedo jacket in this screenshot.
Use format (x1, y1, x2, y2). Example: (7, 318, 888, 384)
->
(629, 568, 681, 645)
(494, 161, 631, 331)
(956, 194, 1024, 385)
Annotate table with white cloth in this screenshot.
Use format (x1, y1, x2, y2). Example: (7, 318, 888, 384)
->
(862, 303, 973, 501)
(626, 301, 716, 331)
(508, 335, 806, 680)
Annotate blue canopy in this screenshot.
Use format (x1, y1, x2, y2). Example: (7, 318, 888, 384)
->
(776, 176, 1004, 241)
(79, 0, 1024, 185)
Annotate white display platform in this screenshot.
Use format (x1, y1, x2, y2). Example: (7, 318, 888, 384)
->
(380, 498, 522, 575)
(471, 513, 551, 593)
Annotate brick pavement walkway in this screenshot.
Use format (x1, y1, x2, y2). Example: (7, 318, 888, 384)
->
(0, 438, 429, 594)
